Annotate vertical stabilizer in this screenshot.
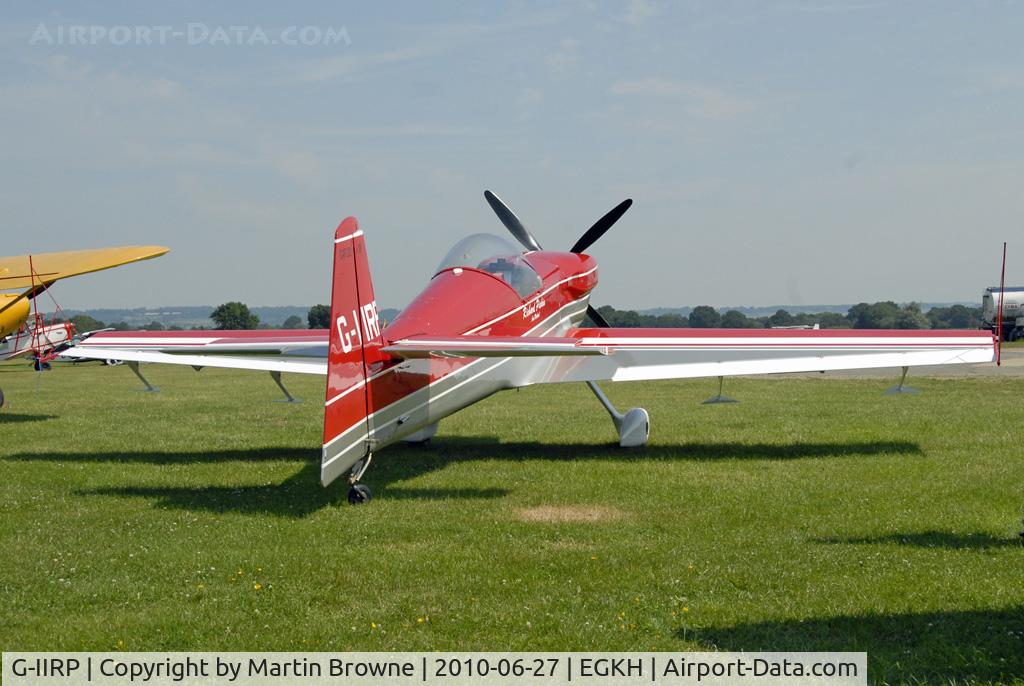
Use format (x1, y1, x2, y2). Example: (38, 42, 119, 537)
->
(321, 217, 382, 486)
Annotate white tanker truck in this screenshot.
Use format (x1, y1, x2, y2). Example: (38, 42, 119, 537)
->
(982, 286, 1024, 341)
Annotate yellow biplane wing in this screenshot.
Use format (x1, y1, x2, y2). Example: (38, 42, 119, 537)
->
(0, 246, 168, 323)
(0, 246, 169, 291)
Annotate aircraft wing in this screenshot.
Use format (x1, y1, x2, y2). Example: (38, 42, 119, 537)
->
(0, 246, 169, 307)
(60, 330, 328, 375)
(513, 327, 995, 385)
(381, 328, 992, 383)
(61, 327, 994, 383)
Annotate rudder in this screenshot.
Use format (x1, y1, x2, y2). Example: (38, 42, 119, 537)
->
(321, 217, 382, 486)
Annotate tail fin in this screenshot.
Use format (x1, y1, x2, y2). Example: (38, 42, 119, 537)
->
(321, 217, 383, 486)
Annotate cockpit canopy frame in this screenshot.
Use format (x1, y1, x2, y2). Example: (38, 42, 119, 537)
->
(435, 233, 542, 299)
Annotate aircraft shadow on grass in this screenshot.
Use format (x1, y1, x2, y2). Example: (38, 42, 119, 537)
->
(79, 462, 509, 518)
(689, 606, 1024, 683)
(400, 437, 923, 462)
(0, 413, 57, 424)
(8, 438, 921, 518)
(814, 530, 1023, 550)
(9, 446, 321, 464)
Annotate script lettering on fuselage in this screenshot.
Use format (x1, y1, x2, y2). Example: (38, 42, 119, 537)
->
(522, 296, 546, 322)
(334, 299, 380, 355)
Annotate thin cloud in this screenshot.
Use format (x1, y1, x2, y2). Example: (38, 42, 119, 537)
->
(286, 14, 570, 85)
(289, 44, 441, 83)
(516, 87, 544, 119)
(623, 0, 660, 25)
(546, 37, 580, 78)
(303, 123, 491, 137)
(609, 77, 755, 119)
(775, 1, 882, 13)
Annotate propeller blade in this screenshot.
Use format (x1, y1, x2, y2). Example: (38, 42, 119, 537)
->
(570, 199, 633, 254)
(483, 191, 628, 330)
(586, 304, 610, 328)
(484, 190, 543, 252)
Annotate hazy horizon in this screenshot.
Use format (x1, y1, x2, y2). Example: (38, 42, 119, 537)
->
(61, 298, 980, 316)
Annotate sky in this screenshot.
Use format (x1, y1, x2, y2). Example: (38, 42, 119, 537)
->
(1, 1, 1022, 311)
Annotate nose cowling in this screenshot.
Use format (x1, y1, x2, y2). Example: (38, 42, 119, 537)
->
(0, 295, 30, 339)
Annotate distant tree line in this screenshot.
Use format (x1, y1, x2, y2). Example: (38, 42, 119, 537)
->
(587, 302, 983, 330)
(63, 301, 983, 332)
(65, 303, 336, 332)
(66, 314, 185, 333)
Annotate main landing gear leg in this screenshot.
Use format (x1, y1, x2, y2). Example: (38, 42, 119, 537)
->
(702, 376, 738, 404)
(269, 371, 301, 403)
(347, 454, 373, 505)
(128, 361, 159, 392)
(586, 381, 649, 447)
(884, 366, 919, 395)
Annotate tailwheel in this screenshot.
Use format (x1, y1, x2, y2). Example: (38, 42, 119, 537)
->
(348, 484, 372, 505)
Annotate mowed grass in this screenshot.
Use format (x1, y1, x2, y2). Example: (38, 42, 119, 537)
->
(1, 359, 1022, 683)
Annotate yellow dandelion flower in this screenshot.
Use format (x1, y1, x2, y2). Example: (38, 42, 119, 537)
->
(253, 583, 263, 591)
(683, 607, 689, 613)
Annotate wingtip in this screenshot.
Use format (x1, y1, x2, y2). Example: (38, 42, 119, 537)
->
(128, 246, 171, 260)
(120, 245, 171, 259)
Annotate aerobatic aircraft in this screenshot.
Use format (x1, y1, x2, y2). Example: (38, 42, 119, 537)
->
(0, 246, 169, 405)
(62, 192, 995, 504)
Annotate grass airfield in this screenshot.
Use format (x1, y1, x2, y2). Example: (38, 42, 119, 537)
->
(0, 357, 1022, 684)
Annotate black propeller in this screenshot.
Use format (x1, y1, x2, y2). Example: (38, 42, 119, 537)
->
(569, 199, 633, 254)
(483, 190, 543, 252)
(585, 304, 611, 327)
(483, 190, 632, 328)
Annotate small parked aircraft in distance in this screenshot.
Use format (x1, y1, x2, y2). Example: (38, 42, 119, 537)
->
(63, 193, 995, 504)
(0, 246, 169, 406)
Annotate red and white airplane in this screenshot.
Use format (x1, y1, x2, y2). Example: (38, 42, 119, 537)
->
(63, 193, 995, 504)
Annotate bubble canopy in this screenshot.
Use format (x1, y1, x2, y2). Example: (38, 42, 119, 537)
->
(435, 233, 542, 298)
